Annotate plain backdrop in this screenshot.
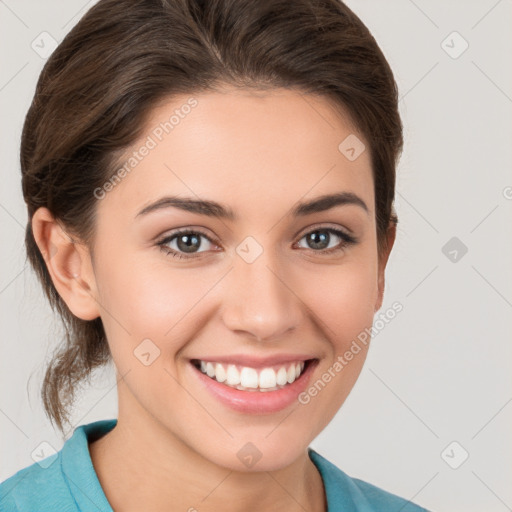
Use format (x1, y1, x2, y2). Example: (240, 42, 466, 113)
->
(1, 1, 511, 511)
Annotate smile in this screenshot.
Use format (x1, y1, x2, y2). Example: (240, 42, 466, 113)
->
(189, 356, 319, 414)
(191, 359, 309, 392)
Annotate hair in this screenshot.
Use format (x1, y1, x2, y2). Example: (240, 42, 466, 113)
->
(21, 0, 403, 434)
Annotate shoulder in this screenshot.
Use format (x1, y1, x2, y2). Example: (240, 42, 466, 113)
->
(308, 449, 431, 512)
(0, 452, 77, 512)
(0, 419, 117, 512)
(346, 476, 430, 511)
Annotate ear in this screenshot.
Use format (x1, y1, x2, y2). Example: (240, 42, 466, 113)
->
(31, 207, 101, 321)
(374, 221, 396, 313)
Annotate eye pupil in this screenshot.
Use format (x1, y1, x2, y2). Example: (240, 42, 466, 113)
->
(307, 230, 329, 250)
(177, 234, 201, 253)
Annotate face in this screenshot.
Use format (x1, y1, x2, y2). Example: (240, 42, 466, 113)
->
(39, 87, 394, 472)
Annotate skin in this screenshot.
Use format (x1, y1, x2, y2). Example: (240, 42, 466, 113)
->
(32, 86, 395, 512)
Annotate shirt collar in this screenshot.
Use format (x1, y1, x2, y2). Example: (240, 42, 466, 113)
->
(60, 418, 117, 512)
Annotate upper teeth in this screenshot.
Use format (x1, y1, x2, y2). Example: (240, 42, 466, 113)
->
(197, 360, 306, 391)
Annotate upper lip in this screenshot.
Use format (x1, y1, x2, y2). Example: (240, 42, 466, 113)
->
(190, 354, 317, 368)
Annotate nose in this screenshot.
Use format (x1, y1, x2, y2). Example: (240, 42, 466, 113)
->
(220, 252, 304, 342)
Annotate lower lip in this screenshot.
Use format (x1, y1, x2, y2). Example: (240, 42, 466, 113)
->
(190, 359, 318, 414)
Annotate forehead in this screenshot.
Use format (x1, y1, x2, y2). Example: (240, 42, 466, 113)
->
(100, 87, 374, 221)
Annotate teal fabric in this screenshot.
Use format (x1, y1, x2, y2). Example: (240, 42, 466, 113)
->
(1, 418, 430, 511)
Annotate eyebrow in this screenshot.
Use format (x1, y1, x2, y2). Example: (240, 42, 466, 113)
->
(135, 192, 369, 220)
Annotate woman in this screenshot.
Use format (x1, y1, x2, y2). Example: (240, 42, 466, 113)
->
(0, 0, 430, 510)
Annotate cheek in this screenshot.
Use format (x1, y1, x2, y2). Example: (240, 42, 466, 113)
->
(96, 252, 235, 374)
(298, 255, 378, 348)
(105, 264, 211, 337)
(92, 249, 196, 353)
(296, 262, 377, 417)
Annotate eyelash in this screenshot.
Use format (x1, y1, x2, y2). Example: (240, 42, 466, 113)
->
(156, 227, 358, 260)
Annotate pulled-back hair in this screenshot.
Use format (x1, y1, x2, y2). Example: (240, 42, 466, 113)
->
(21, 0, 403, 434)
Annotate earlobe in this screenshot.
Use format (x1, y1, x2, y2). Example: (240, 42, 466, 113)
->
(31, 207, 101, 321)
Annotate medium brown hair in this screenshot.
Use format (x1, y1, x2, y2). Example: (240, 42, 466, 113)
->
(21, 0, 403, 434)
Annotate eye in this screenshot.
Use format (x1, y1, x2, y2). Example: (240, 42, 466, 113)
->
(295, 227, 357, 255)
(157, 229, 217, 260)
(157, 226, 358, 261)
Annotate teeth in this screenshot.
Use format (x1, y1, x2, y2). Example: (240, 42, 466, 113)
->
(215, 363, 227, 383)
(240, 367, 259, 388)
(259, 368, 277, 388)
(276, 367, 288, 386)
(286, 364, 295, 384)
(195, 359, 308, 391)
(226, 364, 241, 386)
(206, 362, 215, 378)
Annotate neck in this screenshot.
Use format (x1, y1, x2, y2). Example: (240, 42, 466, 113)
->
(89, 411, 326, 512)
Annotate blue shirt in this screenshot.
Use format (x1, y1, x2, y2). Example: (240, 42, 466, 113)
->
(0, 419, 430, 511)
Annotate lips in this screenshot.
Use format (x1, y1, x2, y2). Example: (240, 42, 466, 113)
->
(188, 357, 319, 414)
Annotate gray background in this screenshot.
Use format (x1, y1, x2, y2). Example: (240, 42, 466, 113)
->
(1, 1, 511, 511)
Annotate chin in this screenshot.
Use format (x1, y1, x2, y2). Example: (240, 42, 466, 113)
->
(197, 431, 312, 473)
